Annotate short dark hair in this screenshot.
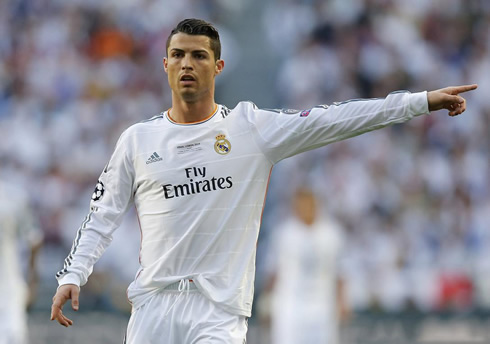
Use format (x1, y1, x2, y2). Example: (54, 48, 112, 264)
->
(166, 18, 221, 60)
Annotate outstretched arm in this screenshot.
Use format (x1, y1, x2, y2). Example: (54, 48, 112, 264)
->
(427, 84, 478, 116)
(50, 284, 80, 327)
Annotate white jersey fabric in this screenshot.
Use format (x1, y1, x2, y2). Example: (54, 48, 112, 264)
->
(269, 216, 344, 344)
(57, 91, 429, 316)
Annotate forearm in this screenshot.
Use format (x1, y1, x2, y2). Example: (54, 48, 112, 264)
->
(56, 225, 113, 287)
(336, 278, 350, 324)
(311, 91, 429, 144)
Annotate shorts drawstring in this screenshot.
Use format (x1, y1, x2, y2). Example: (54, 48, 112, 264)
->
(164, 279, 191, 318)
(178, 279, 190, 292)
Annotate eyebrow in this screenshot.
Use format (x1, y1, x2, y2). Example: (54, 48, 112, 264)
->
(170, 48, 209, 55)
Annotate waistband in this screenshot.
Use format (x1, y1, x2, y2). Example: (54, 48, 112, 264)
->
(164, 279, 198, 291)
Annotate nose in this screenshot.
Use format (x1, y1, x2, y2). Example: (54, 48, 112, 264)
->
(181, 54, 193, 70)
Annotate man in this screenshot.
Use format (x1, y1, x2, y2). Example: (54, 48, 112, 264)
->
(51, 18, 477, 343)
(1, 180, 43, 344)
(264, 187, 348, 344)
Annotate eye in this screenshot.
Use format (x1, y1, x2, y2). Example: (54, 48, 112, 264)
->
(172, 52, 183, 58)
(195, 53, 206, 59)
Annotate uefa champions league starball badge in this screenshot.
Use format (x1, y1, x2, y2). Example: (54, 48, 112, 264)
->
(214, 134, 231, 155)
(91, 180, 105, 201)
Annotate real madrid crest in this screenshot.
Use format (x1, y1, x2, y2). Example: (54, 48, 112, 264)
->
(214, 134, 231, 155)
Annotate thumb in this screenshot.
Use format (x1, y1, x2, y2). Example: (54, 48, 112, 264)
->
(71, 287, 80, 311)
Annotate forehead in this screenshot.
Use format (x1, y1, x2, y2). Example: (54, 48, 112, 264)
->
(168, 32, 213, 52)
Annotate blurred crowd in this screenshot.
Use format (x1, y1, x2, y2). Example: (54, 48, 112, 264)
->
(261, 0, 490, 314)
(1, 0, 490, 318)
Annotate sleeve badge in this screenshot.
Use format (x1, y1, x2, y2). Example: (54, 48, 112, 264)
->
(91, 180, 105, 201)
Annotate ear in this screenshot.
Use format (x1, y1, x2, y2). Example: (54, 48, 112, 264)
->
(163, 57, 168, 73)
(215, 59, 224, 76)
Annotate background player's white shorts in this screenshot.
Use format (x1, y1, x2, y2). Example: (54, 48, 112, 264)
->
(125, 282, 248, 344)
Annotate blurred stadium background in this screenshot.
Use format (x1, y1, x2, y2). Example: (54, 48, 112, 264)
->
(2, 0, 490, 343)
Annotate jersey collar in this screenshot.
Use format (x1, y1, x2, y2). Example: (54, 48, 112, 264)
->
(166, 105, 219, 126)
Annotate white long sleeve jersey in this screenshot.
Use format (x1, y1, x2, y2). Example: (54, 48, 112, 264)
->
(57, 91, 429, 316)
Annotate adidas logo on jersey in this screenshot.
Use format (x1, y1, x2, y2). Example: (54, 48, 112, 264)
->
(146, 152, 163, 164)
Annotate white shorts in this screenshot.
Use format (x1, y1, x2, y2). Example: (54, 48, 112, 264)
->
(125, 280, 248, 344)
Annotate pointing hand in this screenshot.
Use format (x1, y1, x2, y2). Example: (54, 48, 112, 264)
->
(427, 84, 478, 116)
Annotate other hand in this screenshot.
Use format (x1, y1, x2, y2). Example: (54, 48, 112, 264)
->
(50, 284, 80, 327)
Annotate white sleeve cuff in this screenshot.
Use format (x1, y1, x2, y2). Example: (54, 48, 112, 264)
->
(410, 91, 430, 116)
(57, 273, 81, 290)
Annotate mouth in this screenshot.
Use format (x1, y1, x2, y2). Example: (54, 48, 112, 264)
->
(180, 74, 196, 85)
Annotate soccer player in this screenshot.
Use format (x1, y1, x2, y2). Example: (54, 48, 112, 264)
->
(50, 18, 477, 343)
(265, 187, 348, 344)
(1, 180, 43, 344)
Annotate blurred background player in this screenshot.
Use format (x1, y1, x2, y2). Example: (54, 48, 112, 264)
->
(0, 179, 43, 344)
(263, 186, 349, 344)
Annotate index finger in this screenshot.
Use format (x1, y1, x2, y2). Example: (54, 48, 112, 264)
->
(451, 84, 478, 94)
(50, 295, 66, 320)
(51, 301, 74, 327)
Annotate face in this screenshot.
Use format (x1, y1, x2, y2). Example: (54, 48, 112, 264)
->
(164, 33, 224, 103)
(294, 190, 317, 226)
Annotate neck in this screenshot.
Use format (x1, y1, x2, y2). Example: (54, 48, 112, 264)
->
(168, 96, 217, 124)
(297, 213, 315, 227)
